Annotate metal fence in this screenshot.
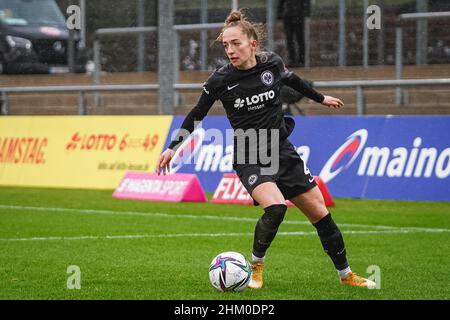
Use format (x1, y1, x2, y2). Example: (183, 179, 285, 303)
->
(89, 8, 450, 112)
(92, 23, 224, 109)
(93, 23, 224, 86)
(2, 78, 449, 116)
(395, 11, 450, 104)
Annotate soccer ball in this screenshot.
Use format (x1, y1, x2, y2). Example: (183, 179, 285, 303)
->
(208, 251, 252, 292)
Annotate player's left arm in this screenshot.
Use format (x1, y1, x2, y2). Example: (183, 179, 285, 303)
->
(281, 72, 344, 108)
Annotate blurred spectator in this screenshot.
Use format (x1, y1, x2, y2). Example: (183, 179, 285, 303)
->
(182, 56, 196, 70)
(182, 39, 199, 70)
(278, 0, 310, 67)
(428, 40, 450, 63)
(188, 39, 199, 59)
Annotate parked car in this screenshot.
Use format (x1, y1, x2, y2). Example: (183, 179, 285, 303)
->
(0, 0, 86, 74)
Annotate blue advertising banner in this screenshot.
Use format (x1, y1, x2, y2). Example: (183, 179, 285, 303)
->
(164, 116, 450, 202)
(164, 116, 234, 192)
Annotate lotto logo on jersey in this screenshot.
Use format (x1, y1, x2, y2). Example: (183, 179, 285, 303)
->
(234, 98, 245, 109)
(234, 90, 275, 111)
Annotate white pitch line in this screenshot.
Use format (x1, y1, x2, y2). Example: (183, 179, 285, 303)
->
(0, 232, 255, 242)
(0, 204, 449, 233)
(0, 228, 448, 242)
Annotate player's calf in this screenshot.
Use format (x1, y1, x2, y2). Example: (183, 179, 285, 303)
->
(313, 213, 354, 278)
(249, 204, 287, 289)
(252, 204, 287, 258)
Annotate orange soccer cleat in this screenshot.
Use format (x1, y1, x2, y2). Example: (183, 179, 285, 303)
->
(340, 272, 377, 289)
(248, 262, 264, 289)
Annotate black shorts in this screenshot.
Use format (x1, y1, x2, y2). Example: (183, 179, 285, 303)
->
(233, 139, 317, 205)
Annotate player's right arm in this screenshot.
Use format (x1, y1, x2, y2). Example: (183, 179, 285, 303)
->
(156, 84, 217, 175)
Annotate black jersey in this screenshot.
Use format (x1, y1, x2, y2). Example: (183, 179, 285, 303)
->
(202, 51, 289, 133)
(168, 51, 324, 164)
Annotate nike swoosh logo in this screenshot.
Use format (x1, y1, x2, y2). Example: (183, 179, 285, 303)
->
(308, 177, 315, 183)
(227, 84, 239, 90)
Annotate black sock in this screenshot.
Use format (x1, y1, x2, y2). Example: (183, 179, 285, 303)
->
(252, 204, 287, 258)
(313, 213, 349, 271)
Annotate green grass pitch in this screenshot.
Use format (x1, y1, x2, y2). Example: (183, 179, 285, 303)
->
(0, 186, 449, 300)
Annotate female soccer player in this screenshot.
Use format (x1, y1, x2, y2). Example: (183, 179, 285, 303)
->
(157, 10, 375, 289)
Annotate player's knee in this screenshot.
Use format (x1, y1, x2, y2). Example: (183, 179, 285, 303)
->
(261, 204, 287, 230)
(313, 213, 337, 237)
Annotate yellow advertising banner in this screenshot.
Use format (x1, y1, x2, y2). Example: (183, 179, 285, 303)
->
(0, 116, 173, 189)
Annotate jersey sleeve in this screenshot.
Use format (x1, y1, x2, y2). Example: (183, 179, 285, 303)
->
(168, 82, 217, 151)
(281, 72, 324, 103)
(271, 52, 291, 78)
(201, 72, 220, 100)
(270, 52, 324, 103)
